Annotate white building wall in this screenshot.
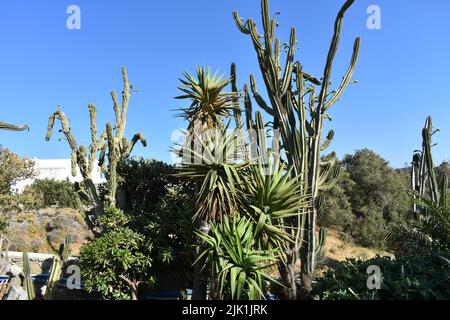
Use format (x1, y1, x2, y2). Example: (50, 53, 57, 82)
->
(13, 158, 106, 193)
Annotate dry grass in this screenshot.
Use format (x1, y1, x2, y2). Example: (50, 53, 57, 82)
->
(267, 228, 394, 279)
(323, 229, 393, 262)
(4, 208, 93, 256)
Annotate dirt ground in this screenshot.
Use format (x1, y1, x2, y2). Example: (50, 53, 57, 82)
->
(323, 229, 393, 262)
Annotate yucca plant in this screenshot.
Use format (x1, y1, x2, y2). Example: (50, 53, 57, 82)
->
(195, 214, 280, 300)
(175, 127, 249, 221)
(175, 67, 243, 300)
(176, 67, 239, 131)
(240, 154, 311, 250)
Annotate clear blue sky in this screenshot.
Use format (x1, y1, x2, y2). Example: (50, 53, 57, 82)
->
(0, 0, 448, 168)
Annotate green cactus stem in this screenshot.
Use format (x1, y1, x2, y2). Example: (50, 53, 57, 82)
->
(45, 67, 147, 230)
(22, 252, 36, 300)
(232, 0, 360, 297)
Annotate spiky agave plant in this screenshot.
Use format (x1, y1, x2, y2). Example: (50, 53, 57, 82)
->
(195, 214, 280, 300)
(175, 126, 249, 221)
(240, 154, 311, 251)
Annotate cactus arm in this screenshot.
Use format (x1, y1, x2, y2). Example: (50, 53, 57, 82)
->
(45, 235, 72, 300)
(325, 37, 361, 110)
(111, 90, 122, 129)
(230, 63, 243, 128)
(22, 252, 36, 300)
(315, 227, 327, 255)
(318, 165, 341, 191)
(248, 20, 264, 52)
(44, 256, 62, 300)
(317, 0, 356, 115)
(274, 38, 281, 73)
(105, 123, 118, 208)
(280, 28, 296, 96)
(243, 84, 254, 130)
(249, 75, 274, 116)
(87, 104, 101, 175)
(124, 132, 147, 157)
(119, 67, 130, 137)
(0, 122, 28, 131)
(439, 175, 447, 207)
(423, 117, 439, 202)
(232, 11, 251, 35)
(71, 150, 77, 177)
(98, 143, 108, 174)
(261, 0, 272, 47)
(46, 109, 79, 155)
(320, 130, 335, 151)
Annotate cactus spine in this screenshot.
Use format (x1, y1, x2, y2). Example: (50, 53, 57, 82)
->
(44, 235, 72, 300)
(233, 0, 360, 297)
(46, 67, 147, 231)
(22, 252, 36, 300)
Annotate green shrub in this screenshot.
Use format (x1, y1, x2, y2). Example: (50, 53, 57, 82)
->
(320, 169, 355, 231)
(79, 208, 154, 300)
(313, 252, 450, 300)
(20, 179, 79, 210)
(0, 214, 9, 232)
(321, 149, 412, 249)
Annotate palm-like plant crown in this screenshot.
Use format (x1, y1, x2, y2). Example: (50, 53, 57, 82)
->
(176, 67, 239, 131)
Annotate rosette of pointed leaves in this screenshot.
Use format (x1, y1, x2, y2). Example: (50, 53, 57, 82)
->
(175, 67, 239, 130)
(176, 127, 249, 221)
(195, 214, 279, 300)
(241, 155, 311, 249)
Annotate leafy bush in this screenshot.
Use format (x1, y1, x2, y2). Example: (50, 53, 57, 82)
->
(117, 158, 189, 215)
(79, 208, 154, 300)
(117, 158, 196, 273)
(320, 169, 355, 232)
(20, 179, 79, 210)
(0, 214, 9, 232)
(313, 252, 450, 300)
(321, 149, 412, 248)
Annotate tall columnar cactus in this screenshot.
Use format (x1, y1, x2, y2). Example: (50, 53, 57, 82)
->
(44, 235, 72, 300)
(411, 116, 447, 210)
(46, 67, 147, 231)
(232, 0, 360, 298)
(22, 252, 36, 300)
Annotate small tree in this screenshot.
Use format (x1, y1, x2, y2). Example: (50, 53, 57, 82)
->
(0, 147, 35, 196)
(20, 179, 79, 209)
(79, 207, 153, 300)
